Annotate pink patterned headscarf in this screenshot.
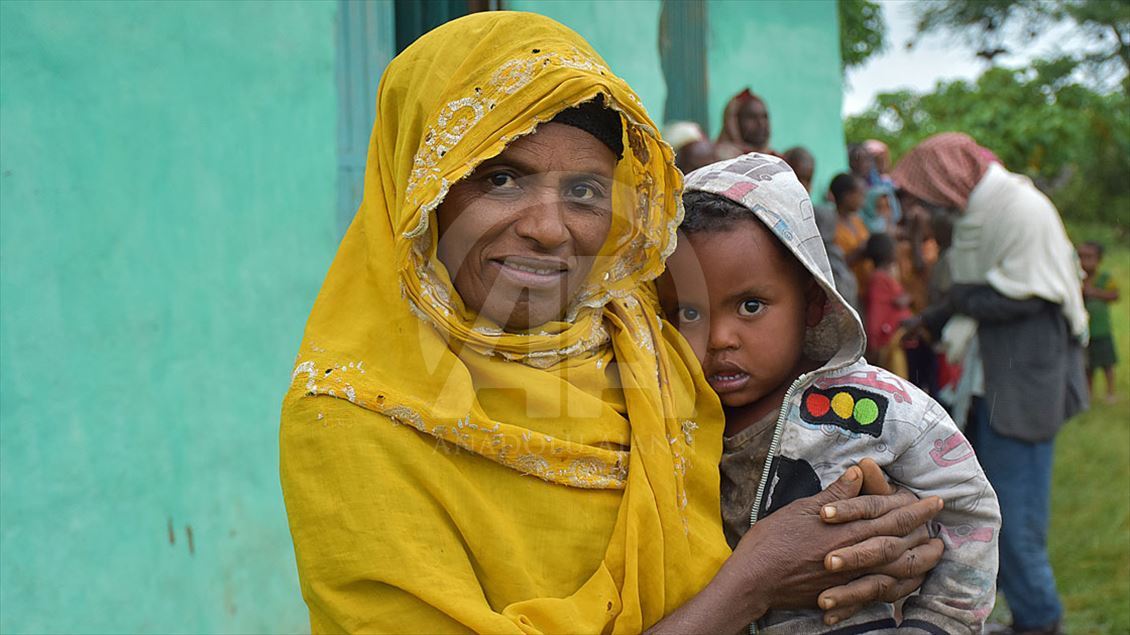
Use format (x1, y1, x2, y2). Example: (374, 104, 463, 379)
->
(891, 132, 996, 209)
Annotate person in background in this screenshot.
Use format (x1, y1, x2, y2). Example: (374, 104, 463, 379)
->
(858, 140, 903, 241)
(863, 139, 892, 182)
(859, 184, 896, 234)
(1078, 241, 1120, 403)
(921, 209, 966, 416)
(676, 138, 718, 174)
(782, 146, 815, 193)
(715, 88, 771, 159)
(894, 132, 1088, 635)
(664, 121, 717, 173)
(793, 150, 862, 314)
(663, 120, 707, 153)
(847, 143, 875, 183)
(830, 173, 872, 302)
(892, 202, 938, 392)
(864, 233, 914, 374)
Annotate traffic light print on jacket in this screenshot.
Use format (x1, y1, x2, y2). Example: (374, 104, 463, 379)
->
(800, 386, 887, 438)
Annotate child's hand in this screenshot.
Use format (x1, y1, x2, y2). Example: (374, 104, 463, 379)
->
(858, 458, 893, 496)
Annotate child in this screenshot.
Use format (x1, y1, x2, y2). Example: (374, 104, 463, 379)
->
(830, 173, 872, 303)
(864, 233, 913, 371)
(1078, 241, 1120, 403)
(658, 154, 1000, 634)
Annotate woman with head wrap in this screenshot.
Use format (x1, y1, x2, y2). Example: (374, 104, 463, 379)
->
(715, 88, 772, 159)
(280, 13, 942, 633)
(894, 132, 1086, 635)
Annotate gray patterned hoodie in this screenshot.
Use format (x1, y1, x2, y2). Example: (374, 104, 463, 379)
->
(683, 154, 1001, 635)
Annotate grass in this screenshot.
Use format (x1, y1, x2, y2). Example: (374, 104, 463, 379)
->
(1034, 222, 1130, 634)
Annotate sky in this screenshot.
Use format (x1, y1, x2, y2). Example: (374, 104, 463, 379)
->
(842, 0, 1095, 116)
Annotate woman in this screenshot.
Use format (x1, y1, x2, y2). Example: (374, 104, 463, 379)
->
(894, 132, 1087, 635)
(715, 88, 771, 159)
(281, 13, 940, 633)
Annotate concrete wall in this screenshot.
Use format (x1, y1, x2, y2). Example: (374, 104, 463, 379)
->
(707, 0, 848, 194)
(0, 1, 338, 632)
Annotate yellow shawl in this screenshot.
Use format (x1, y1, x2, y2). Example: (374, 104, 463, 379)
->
(280, 12, 730, 633)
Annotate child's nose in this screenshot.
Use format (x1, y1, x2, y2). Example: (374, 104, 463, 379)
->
(707, 318, 741, 352)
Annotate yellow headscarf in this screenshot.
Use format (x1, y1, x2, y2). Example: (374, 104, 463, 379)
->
(281, 12, 730, 633)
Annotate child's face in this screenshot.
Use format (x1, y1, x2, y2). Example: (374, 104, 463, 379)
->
(840, 185, 865, 214)
(874, 193, 891, 219)
(658, 220, 822, 417)
(1078, 244, 1100, 275)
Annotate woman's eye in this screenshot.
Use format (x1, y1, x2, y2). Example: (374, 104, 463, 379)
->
(738, 299, 763, 316)
(565, 181, 606, 203)
(677, 307, 701, 323)
(486, 172, 518, 189)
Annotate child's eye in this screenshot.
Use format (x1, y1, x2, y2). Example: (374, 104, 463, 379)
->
(738, 299, 763, 316)
(677, 307, 702, 323)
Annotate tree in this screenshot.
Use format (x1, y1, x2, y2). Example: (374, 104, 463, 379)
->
(845, 66, 1130, 229)
(839, 0, 886, 71)
(912, 0, 1130, 94)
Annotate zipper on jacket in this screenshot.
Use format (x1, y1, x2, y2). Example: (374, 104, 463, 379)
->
(749, 373, 808, 527)
(747, 368, 833, 635)
(746, 374, 806, 635)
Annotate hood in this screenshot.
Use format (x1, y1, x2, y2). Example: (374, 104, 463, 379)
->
(683, 153, 866, 372)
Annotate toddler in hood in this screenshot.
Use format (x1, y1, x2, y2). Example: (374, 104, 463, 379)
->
(658, 153, 1000, 634)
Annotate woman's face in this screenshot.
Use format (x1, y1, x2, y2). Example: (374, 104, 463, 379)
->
(436, 122, 617, 331)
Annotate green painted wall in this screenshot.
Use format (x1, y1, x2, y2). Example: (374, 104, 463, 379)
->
(0, 1, 337, 632)
(0, 1, 845, 632)
(506, 0, 667, 124)
(707, 0, 848, 194)
(506, 0, 846, 194)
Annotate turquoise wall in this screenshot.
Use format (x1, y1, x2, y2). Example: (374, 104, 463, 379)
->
(506, 0, 667, 124)
(0, 1, 338, 632)
(0, 1, 844, 632)
(508, 0, 847, 193)
(707, 0, 848, 194)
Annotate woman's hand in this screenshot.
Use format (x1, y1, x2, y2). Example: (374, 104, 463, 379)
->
(728, 463, 941, 613)
(815, 458, 945, 625)
(645, 462, 942, 634)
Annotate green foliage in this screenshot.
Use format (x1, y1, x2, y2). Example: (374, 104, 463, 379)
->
(845, 67, 1130, 231)
(838, 0, 886, 70)
(911, 0, 1130, 94)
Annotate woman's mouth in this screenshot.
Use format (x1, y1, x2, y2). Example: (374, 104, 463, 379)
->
(492, 257, 569, 288)
(707, 370, 750, 393)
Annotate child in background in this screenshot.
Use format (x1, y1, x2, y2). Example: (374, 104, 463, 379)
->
(1078, 241, 1120, 403)
(830, 173, 872, 301)
(659, 153, 1000, 634)
(864, 233, 914, 374)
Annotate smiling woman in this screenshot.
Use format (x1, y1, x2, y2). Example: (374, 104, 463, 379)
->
(435, 118, 617, 331)
(280, 11, 943, 634)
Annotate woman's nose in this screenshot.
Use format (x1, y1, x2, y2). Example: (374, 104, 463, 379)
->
(513, 190, 569, 250)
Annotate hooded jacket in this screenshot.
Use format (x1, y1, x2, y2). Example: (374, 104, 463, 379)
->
(684, 154, 1001, 635)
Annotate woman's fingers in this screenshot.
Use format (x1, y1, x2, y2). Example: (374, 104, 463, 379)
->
(824, 490, 942, 528)
(822, 525, 931, 572)
(818, 574, 925, 625)
(870, 537, 944, 580)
